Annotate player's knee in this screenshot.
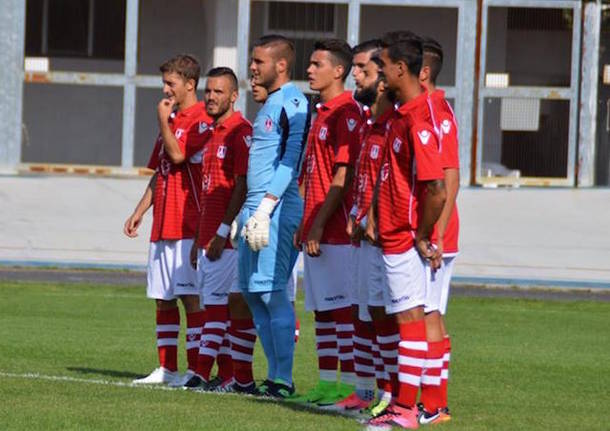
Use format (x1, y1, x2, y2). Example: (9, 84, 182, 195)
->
(156, 298, 178, 310)
(229, 293, 252, 319)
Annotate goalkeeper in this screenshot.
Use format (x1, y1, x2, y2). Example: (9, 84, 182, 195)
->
(239, 34, 310, 398)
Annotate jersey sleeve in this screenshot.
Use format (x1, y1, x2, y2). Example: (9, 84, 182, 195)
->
(411, 125, 444, 181)
(266, 95, 311, 198)
(334, 107, 362, 166)
(182, 119, 211, 159)
(439, 115, 460, 170)
(233, 124, 252, 177)
(147, 138, 162, 170)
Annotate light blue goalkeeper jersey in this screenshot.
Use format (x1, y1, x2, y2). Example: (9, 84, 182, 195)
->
(245, 82, 310, 209)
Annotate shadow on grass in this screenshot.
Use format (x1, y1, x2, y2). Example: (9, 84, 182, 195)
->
(246, 395, 362, 421)
(66, 367, 141, 379)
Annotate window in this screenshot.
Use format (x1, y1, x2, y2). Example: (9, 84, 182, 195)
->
(25, 0, 125, 59)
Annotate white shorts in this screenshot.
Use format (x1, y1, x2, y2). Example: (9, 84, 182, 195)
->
(424, 256, 456, 315)
(286, 262, 298, 302)
(147, 239, 199, 300)
(356, 241, 385, 321)
(303, 244, 353, 312)
(382, 248, 426, 314)
(197, 248, 238, 306)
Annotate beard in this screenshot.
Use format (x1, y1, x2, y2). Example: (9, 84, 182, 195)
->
(354, 84, 377, 107)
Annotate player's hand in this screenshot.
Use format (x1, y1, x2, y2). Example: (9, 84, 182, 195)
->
(244, 211, 271, 251)
(293, 223, 303, 250)
(229, 220, 239, 249)
(190, 241, 198, 269)
(364, 215, 377, 245)
(206, 235, 225, 261)
(123, 213, 142, 238)
(306, 224, 324, 257)
(416, 237, 441, 271)
(346, 215, 362, 241)
(157, 98, 173, 123)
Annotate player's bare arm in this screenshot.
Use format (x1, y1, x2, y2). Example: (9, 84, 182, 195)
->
(415, 179, 446, 269)
(157, 99, 186, 164)
(306, 164, 353, 257)
(123, 172, 157, 238)
(206, 175, 248, 261)
(433, 168, 459, 257)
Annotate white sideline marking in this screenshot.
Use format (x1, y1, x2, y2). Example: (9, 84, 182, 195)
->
(0, 371, 178, 392)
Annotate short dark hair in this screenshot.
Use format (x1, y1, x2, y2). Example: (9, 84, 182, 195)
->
(380, 31, 423, 77)
(206, 67, 238, 91)
(252, 34, 296, 75)
(160, 54, 201, 88)
(421, 37, 443, 85)
(314, 38, 353, 81)
(353, 39, 383, 55)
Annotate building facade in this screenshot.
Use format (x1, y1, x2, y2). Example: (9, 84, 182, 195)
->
(1, 0, 609, 187)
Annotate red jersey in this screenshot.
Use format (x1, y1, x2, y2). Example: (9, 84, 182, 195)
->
(352, 106, 393, 225)
(428, 90, 459, 254)
(377, 92, 444, 255)
(302, 91, 364, 244)
(147, 101, 212, 242)
(197, 111, 251, 249)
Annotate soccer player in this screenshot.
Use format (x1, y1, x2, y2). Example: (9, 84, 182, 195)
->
(335, 40, 400, 416)
(123, 54, 211, 385)
(295, 38, 363, 406)
(416, 37, 460, 423)
(240, 35, 310, 398)
(182, 67, 253, 393)
(367, 32, 446, 429)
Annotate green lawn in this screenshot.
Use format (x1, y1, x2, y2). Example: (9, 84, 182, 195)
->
(0, 281, 608, 430)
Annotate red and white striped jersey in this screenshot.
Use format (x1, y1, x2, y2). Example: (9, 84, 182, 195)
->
(377, 92, 444, 255)
(302, 91, 364, 244)
(147, 101, 212, 242)
(197, 111, 251, 249)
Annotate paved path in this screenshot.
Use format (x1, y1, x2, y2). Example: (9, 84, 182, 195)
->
(1, 175, 609, 288)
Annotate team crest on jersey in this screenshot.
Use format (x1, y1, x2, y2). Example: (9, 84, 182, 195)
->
(216, 145, 227, 159)
(346, 118, 357, 132)
(318, 127, 328, 141)
(441, 119, 451, 135)
(175, 128, 185, 139)
(370, 144, 380, 160)
(160, 159, 171, 177)
(392, 137, 402, 153)
(264, 117, 273, 132)
(198, 121, 209, 134)
(243, 135, 252, 148)
(417, 130, 431, 145)
(380, 163, 390, 182)
(292, 98, 300, 107)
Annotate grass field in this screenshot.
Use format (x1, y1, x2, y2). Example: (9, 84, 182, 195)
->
(0, 280, 609, 430)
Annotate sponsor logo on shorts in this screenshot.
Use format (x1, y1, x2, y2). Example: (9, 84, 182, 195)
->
(211, 292, 228, 298)
(176, 282, 195, 288)
(324, 295, 346, 302)
(391, 295, 410, 304)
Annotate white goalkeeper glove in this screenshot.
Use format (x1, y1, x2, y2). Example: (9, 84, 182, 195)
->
(243, 197, 277, 251)
(230, 219, 239, 249)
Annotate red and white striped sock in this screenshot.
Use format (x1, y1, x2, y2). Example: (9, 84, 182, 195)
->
(373, 317, 400, 398)
(229, 317, 256, 387)
(185, 310, 205, 372)
(420, 340, 445, 413)
(334, 306, 355, 386)
(397, 319, 427, 408)
(440, 335, 451, 408)
(315, 310, 338, 382)
(196, 304, 228, 381)
(217, 320, 233, 382)
(353, 318, 376, 393)
(371, 337, 392, 397)
(156, 307, 179, 372)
